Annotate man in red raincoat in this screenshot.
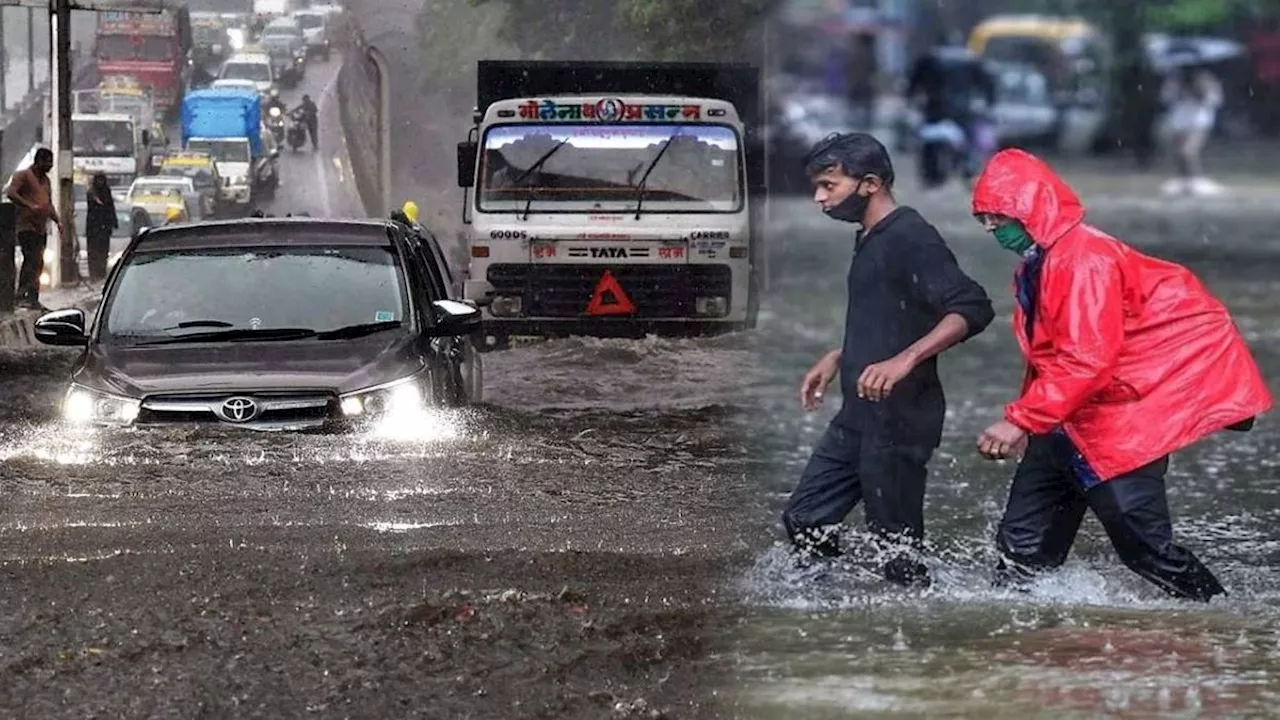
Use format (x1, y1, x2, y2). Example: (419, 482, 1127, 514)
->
(970, 149, 1273, 602)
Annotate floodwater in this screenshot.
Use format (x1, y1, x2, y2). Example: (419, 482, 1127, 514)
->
(730, 160, 1280, 718)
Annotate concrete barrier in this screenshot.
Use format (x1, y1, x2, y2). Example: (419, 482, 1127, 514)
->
(0, 51, 95, 181)
(334, 17, 383, 216)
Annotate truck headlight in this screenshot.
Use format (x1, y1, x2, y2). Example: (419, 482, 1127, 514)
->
(339, 375, 425, 419)
(64, 385, 140, 426)
(695, 296, 728, 317)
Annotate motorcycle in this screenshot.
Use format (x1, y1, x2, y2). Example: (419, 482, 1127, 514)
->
(265, 104, 286, 143)
(917, 118, 968, 189)
(287, 116, 309, 152)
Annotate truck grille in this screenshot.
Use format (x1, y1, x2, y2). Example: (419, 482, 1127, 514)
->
(487, 264, 732, 318)
(137, 392, 336, 429)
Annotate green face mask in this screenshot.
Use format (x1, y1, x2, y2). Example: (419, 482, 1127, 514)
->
(992, 222, 1035, 254)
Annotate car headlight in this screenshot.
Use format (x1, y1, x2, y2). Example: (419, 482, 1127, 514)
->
(339, 374, 426, 419)
(64, 385, 140, 426)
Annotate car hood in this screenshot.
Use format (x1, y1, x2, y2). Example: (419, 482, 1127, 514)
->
(76, 333, 423, 398)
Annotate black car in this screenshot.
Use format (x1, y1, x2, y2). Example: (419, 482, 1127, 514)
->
(33, 218, 484, 431)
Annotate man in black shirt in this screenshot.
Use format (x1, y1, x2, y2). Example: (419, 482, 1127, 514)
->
(782, 133, 995, 588)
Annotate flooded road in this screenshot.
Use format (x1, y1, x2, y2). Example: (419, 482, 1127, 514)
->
(731, 160, 1280, 717)
(0, 329, 769, 717)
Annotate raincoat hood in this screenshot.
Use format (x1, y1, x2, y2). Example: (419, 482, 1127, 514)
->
(972, 149, 1084, 249)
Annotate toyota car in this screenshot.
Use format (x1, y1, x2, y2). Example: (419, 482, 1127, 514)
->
(33, 218, 483, 431)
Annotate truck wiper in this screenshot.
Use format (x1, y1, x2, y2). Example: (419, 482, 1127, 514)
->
(513, 137, 570, 221)
(137, 327, 318, 345)
(314, 320, 403, 340)
(631, 136, 675, 220)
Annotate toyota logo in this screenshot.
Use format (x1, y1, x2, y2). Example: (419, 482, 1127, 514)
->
(219, 397, 259, 423)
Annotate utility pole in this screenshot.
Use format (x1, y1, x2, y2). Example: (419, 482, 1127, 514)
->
(1, 8, 7, 113)
(27, 6, 33, 94)
(52, 0, 73, 285)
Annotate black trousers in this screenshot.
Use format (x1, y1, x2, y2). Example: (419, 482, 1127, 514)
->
(16, 231, 46, 305)
(87, 228, 111, 281)
(995, 433, 1225, 602)
(782, 422, 933, 586)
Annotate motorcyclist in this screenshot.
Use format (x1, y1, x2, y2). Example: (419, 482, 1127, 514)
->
(264, 87, 287, 119)
(289, 94, 319, 151)
(906, 32, 996, 185)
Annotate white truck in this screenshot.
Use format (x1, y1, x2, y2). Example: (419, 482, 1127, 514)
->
(70, 112, 142, 203)
(456, 61, 767, 351)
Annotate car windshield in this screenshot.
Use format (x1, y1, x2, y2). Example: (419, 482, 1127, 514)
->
(102, 246, 409, 344)
(131, 182, 186, 199)
(72, 120, 135, 157)
(161, 165, 216, 189)
(220, 62, 271, 82)
(296, 14, 323, 28)
(187, 140, 251, 164)
(478, 121, 742, 213)
(193, 26, 226, 44)
(96, 35, 174, 62)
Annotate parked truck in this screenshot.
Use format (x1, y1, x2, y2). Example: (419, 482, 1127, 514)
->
(456, 61, 767, 350)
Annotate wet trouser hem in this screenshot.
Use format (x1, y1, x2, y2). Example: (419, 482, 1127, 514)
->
(994, 434, 1226, 602)
(782, 422, 934, 587)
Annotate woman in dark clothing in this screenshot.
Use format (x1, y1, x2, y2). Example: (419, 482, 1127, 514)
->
(85, 173, 117, 281)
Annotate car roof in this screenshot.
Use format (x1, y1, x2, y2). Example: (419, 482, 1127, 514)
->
(129, 218, 401, 253)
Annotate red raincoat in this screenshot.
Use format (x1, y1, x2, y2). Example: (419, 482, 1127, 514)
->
(972, 149, 1273, 480)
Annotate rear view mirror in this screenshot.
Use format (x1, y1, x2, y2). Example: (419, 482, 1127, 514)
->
(34, 308, 88, 346)
(428, 299, 481, 336)
(456, 141, 477, 188)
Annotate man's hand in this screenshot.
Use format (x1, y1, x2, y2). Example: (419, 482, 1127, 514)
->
(978, 419, 1029, 460)
(857, 352, 916, 402)
(800, 350, 841, 411)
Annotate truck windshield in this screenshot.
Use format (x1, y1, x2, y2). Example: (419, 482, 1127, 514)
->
(97, 35, 174, 62)
(187, 140, 251, 164)
(73, 120, 135, 157)
(220, 62, 271, 82)
(478, 123, 742, 213)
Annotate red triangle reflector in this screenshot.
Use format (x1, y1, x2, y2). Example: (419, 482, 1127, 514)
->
(585, 270, 636, 316)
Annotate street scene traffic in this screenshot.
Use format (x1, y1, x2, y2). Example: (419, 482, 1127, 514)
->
(2, 0, 1280, 717)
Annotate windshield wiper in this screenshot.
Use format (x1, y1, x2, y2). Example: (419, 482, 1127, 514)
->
(632, 136, 676, 220)
(513, 137, 570, 221)
(162, 319, 234, 331)
(315, 320, 403, 340)
(136, 327, 317, 345)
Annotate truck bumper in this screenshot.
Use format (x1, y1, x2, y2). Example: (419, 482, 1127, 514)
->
(476, 317, 744, 345)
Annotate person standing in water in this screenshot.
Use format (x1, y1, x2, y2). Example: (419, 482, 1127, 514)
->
(971, 148, 1271, 601)
(781, 132, 994, 588)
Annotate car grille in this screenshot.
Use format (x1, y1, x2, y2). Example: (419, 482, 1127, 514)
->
(486, 264, 732, 318)
(137, 392, 336, 429)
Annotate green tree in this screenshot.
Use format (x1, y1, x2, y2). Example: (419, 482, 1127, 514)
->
(465, 0, 776, 62)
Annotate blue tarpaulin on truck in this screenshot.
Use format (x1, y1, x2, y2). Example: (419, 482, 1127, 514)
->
(180, 88, 262, 156)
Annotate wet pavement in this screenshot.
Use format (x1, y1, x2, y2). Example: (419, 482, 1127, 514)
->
(730, 154, 1280, 717)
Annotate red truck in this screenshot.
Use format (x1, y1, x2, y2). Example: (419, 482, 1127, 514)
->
(94, 6, 193, 114)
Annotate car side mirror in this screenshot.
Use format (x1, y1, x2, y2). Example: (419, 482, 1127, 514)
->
(34, 308, 89, 346)
(427, 299, 481, 336)
(456, 141, 476, 188)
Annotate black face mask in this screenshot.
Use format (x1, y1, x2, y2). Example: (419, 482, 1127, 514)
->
(824, 179, 869, 225)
